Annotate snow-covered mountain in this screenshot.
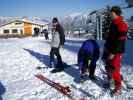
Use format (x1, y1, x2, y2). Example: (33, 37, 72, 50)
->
(62, 12, 97, 38)
(0, 17, 50, 26)
(0, 37, 133, 100)
(64, 12, 88, 24)
(64, 12, 82, 19)
(23, 17, 50, 25)
(63, 12, 88, 31)
(0, 17, 16, 26)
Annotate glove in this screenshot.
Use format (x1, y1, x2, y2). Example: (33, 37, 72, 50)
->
(108, 53, 115, 60)
(59, 45, 63, 48)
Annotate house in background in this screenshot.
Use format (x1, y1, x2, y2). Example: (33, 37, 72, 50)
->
(0, 17, 49, 36)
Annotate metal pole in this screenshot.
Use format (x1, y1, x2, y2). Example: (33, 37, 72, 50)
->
(96, 17, 99, 40)
(100, 15, 103, 40)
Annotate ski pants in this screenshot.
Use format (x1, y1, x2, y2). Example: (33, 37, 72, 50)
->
(50, 47, 63, 66)
(106, 53, 123, 91)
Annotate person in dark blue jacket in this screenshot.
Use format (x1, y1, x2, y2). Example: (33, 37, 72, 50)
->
(78, 39, 100, 80)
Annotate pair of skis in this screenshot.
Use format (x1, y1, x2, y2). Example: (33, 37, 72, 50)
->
(35, 74, 74, 100)
(35, 72, 133, 99)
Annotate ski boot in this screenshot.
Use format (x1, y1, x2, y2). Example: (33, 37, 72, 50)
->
(80, 74, 88, 83)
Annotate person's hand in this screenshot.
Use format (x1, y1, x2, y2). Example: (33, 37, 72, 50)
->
(59, 45, 63, 48)
(108, 54, 115, 60)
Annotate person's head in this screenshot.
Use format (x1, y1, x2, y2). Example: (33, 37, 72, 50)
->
(110, 6, 122, 20)
(52, 17, 59, 25)
(52, 17, 60, 31)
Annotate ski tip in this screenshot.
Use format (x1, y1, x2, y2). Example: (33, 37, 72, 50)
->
(35, 74, 45, 80)
(35, 74, 42, 77)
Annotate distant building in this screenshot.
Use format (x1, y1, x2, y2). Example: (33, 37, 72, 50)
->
(0, 18, 49, 36)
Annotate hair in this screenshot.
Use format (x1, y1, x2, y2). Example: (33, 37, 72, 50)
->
(52, 17, 58, 23)
(52, 17, 61, 32)
(110, 6, 122, 16)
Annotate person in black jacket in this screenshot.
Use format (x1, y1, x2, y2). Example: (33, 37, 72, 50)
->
(50, 17, 65, 73)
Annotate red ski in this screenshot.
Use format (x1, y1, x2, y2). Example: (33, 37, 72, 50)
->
(35, 74, 74, 100)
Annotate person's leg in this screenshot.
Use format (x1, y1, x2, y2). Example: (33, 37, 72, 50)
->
(109, 54, 122, 95)
(80, 60, 88, 82)
(89, 59, 97, 80)
(55, 48, 63, 67)
(102, 48, 110, 73)
(102, 47, 108, 63)
(51, 48, 64, 73)
(81, 55, 90, 75)
(111, 70, 121, 92)
(50, 47, 55, 67)
(78, 49, 86, 74)
(105, 52, 111, 80)
(81, 61, 87, 75)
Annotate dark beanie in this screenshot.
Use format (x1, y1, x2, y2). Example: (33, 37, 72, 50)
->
(52, 17, 58, 23)
(111, 6, 122, 16)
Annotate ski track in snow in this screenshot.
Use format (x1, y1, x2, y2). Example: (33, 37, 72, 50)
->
(0, 37, 133, 100)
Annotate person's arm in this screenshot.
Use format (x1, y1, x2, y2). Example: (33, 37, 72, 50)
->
(78, 48, 84, 70)
(118, 21, 128, 33)
(59, 26, 65, 46)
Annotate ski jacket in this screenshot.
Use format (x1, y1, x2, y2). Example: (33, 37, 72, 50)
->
(104, 16, 128, 54)
(51, 24, 65, 48)
(78, 40, 100, 66)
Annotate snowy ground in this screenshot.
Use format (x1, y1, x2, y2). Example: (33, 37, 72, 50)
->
(0, 37, 133, 100)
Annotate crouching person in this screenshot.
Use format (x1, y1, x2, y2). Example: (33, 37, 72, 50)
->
(78, 39, 100, 81)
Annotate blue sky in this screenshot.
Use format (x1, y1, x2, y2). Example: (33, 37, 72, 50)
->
(0, 0, 132, 18)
